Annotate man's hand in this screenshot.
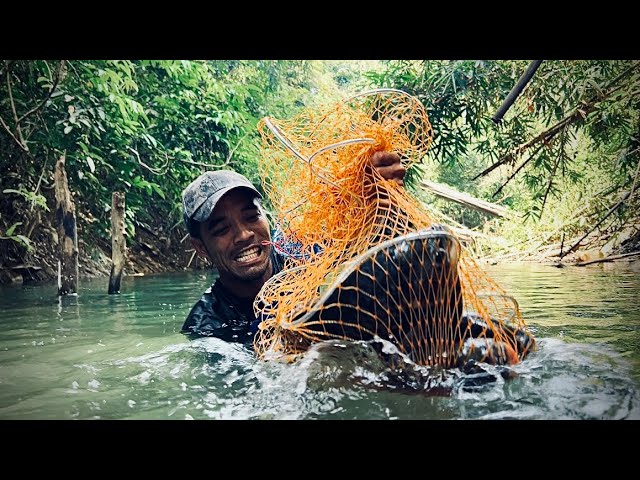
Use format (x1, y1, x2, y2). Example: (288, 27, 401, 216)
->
(367, 151, 406, 211)
(371, 151, 406, 186)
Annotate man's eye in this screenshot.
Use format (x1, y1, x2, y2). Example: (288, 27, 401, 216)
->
(211, 226, 229, 236)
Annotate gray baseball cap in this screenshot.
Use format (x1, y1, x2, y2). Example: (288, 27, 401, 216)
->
(182, 170, 262, 235)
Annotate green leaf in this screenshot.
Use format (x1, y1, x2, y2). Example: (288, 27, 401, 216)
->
(151, 183, 166, 199)
(15, 235, 32, 249)
(6, 222, 22, 236)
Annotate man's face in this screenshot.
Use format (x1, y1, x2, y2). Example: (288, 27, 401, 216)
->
(194, 188, 272, 285)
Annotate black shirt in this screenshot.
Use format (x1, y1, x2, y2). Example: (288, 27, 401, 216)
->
(181, 249, 285, 344)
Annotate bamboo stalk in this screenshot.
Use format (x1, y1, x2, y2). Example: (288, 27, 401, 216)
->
(492, 60, 543, 124)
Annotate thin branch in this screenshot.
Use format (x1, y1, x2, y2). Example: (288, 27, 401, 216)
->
(186, 249, 197, 268)
(31, 157, 49, 212)
(540, 162, 559, 213)
(169, 219, 185, 233)
(491, 141, 546, 199)
(560, 190, 632, 259)
(17, 60, 65, 125)
(628, 153, 640, 199)
(176, 156, 231, 169)
(0, 115, 29, 152)
(6, 71, 26, 148)
(128, 146, 168, 175)
(225, 133, 248, 162)
(539, 133, 566, 213)
(0, 60, 15, 78)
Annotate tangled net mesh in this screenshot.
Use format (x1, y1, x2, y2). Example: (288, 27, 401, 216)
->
(253, 89, 536, 367)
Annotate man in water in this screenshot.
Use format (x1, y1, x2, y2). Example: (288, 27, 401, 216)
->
(180, 151, 406, 343)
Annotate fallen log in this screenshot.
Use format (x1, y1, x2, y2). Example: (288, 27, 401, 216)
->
(420, 180, 513, 218)
(576, 250, 640, 266)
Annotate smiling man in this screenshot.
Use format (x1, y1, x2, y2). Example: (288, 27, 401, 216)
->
(180, 152, 405, 344)
(181, 170, 284, 342)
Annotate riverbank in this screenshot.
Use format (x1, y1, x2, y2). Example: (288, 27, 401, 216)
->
(2, 210, 639, 286)
(0, 217, 205, 285)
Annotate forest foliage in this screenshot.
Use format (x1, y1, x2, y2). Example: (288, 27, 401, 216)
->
(1, 59, 638, 275)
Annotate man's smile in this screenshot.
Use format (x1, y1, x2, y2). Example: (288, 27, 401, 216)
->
(234, 245, 263, 264)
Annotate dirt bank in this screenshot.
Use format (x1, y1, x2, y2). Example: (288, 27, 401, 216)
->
(0, 214, 207, 286)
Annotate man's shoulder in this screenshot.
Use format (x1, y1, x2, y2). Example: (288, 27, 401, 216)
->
(181, 282, 255, 343)
(181, 285, 221, 333)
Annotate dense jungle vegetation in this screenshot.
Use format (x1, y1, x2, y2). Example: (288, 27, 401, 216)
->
(1, 60, 638, 284)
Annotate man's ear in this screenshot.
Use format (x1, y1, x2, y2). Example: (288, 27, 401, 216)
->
(191, 237, 210, 261)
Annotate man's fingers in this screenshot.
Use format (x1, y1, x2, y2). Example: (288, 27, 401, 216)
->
(371, 151, 401, 168)
(377, 164, 406, 183)
(371, 151, 406, 184)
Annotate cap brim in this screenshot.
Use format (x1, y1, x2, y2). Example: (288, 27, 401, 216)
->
(191, 186, 262, 223)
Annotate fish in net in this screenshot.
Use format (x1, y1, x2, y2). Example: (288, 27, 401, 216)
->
(252, 89, 536, 368)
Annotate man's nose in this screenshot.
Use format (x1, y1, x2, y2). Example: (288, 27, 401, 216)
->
(233, 223, 254, 242)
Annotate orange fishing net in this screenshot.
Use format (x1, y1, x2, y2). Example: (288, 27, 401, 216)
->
(253, 89, 536, 368)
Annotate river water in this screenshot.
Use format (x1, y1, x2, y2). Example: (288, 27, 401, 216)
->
(0, 262, 638, 420)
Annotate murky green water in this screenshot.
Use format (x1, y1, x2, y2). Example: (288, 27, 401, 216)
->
(1, 262, 639, 420)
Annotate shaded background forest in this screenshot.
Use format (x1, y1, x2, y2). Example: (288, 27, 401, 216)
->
(1, 60, 639, 284)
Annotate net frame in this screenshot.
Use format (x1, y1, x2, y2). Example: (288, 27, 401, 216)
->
(252, 89, 536, 367)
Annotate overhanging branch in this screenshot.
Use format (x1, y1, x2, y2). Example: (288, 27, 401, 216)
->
(475, 61, 640, 181)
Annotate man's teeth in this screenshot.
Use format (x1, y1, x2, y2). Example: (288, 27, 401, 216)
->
(235, 247, 261, 262)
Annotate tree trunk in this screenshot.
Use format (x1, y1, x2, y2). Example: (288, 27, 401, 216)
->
(54, 155, 79, 296)
(108, 192, 126, 294)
